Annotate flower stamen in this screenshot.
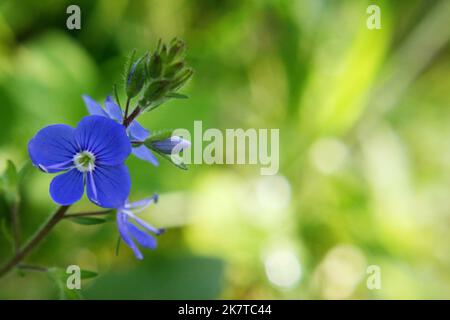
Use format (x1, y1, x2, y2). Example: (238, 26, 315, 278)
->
(73, 151, 96, 172)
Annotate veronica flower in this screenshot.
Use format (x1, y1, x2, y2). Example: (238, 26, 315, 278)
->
(28, 115, 131, 208)
(116, 194, 165, 259)
(83, 95, 190, 166)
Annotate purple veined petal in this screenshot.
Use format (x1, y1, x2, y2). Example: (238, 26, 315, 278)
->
(82, 95, 109, 117)
(28, 124, 78, 173)
(127, 222, 157, 250)
(152, 136, 191, 154)
(117, 212, 143, 260)
(125, 194, 159, 211)
(49, 169, 84, 205)
(74, 115, 131, 166)
(126, 211, 163, 235)
(86, 164, 131, 208)
(104, 96, 123, 122)
(128, 120, 149, 141)
(132, 145, 159, 166)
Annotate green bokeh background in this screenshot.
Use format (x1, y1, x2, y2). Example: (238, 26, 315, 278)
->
(0, 0, 449, 299)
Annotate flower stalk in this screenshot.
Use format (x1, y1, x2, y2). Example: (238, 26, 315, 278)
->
(0, 205, 70, 278)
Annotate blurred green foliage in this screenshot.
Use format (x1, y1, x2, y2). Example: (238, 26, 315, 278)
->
(0, 0, 449, 299)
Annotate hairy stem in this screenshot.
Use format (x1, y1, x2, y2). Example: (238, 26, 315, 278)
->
(123, 97, 131, 123)
(0, 205, 70, 278)
(123, 106, 141, 128)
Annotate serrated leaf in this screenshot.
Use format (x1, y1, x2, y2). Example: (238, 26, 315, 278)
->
(70, 217, 107, 225)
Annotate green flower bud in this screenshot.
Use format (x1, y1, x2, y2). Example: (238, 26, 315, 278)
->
(159, 44, 168, 61)
(164, 61, 185, 78)
(139, 79, 171, 107)
(170, 68, 193, 91)
(125, 54, 147, 98)
(147, 53, 163, 79)
(168, 38, 186, 62)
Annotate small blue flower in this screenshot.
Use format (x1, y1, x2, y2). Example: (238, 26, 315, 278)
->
(83, 95, 190, 166)
(28, 115, 132, 208)
(83, 95, 158, 166)
(116, 194, 164, 260)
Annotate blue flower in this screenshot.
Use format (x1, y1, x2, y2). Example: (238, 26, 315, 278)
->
(83, 95, 158, 166)
(116, 194, 164, 259)
(83, 95, 190, 166)
(28, 115, 132, 208)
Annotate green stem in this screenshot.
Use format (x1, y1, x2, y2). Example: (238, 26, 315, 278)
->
(17, 264, 48, 273)
(123, 97, 131, 124)
(10, 201, 20, 253)
(63, 210, 113, 219)
(123, 106, 141, 128)
(0, 205, 70, 278)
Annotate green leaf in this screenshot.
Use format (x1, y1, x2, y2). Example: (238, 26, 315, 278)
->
(144, 129, 174, 143)
(18, 160, 32, 184)
(150, 148, 188, 170)
(70, 217, 107, 225)
(80, 269, 98, 279)
(166, 92, 188, 99)
(113, 83, 122, 108)
(2, 160, 19, 204)
(0, 218, 13, 247)
(115, 236, 122, 256)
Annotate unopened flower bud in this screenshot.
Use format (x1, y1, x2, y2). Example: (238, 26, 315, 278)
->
(139, 80, 171, 107)
(170, 68, 193, 90)
(147, 53, 163, 79)
(125, 54, 147, 98)
(168, 38, 186, 62)
(164, 62, 185, 78)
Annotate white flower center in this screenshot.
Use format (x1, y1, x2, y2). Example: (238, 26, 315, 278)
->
(73, 151, 96, 172)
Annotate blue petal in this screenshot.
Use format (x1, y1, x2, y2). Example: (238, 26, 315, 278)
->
(132, 145, 159, 166)
(117, 212, 143, 260)
(152, 136, 190, 154)
(128, 120, 149, 141)
(49, 169, 84, 205)
(74, 115, 131, 166)
(130, 214, 164, 235)
(125, 194, 159, 210)
(104, 96, 123, 122)
(83, 95, 109, 117)
(86, 164, 131, 208)
(28, 124, 78, 173)
(127, 223, 157, 250)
